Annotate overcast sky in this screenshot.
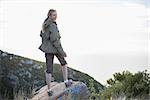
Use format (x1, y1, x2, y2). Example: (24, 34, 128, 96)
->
(0, 0, 149, 84)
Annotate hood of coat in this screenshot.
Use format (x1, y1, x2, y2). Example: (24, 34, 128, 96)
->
(42, 18, 55, 33)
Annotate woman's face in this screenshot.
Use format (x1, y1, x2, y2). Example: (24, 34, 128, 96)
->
(49, 11, 57, 21)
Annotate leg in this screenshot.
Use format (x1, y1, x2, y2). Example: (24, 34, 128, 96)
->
(62, 64, 68, 81)
(55, 54, 68, 82)
(55, 54, 72, 87)
(45, 53, 54, 89)
(45, 71, 52, 89)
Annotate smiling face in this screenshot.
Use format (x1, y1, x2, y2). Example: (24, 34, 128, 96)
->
(49, 11, 57, 21)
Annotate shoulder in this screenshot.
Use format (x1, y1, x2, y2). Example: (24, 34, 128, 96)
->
(43, 19, 53, 27)
(43, 19, 54, 26)
(49, 22, 57, 30)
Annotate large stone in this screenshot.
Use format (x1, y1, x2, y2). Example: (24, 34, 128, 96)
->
(32, 81, 91, 100)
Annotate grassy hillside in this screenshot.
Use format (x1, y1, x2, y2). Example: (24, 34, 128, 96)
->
(0, 50, 104, 99)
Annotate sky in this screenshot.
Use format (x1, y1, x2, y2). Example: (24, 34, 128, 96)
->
(0, 0, 149, 84)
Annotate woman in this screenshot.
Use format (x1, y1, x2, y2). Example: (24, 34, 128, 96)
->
(39, 9, 72, 96)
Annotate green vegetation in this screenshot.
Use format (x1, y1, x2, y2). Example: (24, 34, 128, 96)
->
(102, 70, 149, 100)
(1, 50, 149, 100)
(88, 79, 101, 100)
(0, 50, 103, 100)
(87, 70, 150, 100)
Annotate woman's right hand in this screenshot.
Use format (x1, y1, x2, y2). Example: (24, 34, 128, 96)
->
(63, 52, 67, 57)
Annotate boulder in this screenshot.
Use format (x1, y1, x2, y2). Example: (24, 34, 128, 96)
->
(32, 81, 91, 100)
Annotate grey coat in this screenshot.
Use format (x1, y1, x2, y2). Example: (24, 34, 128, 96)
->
(39, 18, 65, 57)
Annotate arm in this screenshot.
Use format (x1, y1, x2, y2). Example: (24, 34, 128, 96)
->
(49, 23, 66, 57)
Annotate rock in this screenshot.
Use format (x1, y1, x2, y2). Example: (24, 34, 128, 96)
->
(32, 81, 91, 100)
(26, 60, 33, 65)
(8, 74, 19, 86)
(20, 59, 33, 65)
(9, 56, 13, 60)
(1, 52, 8, 57)
(32, 64, 43, 69)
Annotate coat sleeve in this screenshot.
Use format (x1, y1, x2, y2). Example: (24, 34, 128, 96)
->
(48, 23, 65, 57)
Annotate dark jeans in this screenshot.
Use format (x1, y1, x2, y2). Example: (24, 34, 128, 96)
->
(45, 53, 67, 74)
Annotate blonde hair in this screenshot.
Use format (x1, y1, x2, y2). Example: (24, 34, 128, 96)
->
(42, 9, 56, 32)
(47, 9, 56, 17)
